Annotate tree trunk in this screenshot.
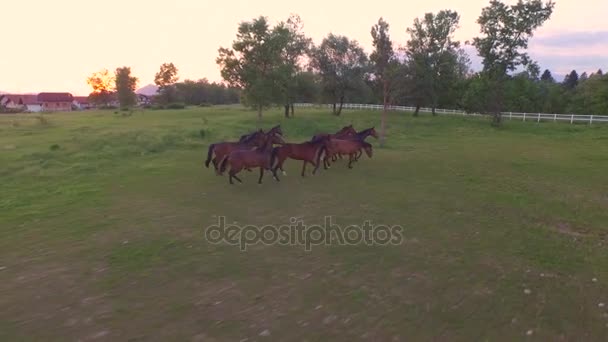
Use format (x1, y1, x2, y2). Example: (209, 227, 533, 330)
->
(332, 103, 337, 115)
(290, 104, 294, 117)
(337, 96, 345, 116)
(284, 104, 290, 118)
(414, 104, 420, 117)
(431, 93, 437, 116)
(380, 82, 388, 147)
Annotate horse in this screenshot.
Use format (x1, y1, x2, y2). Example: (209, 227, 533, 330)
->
(346, 127, 379, 161)
(204, 130, 266, 174)
(320, 138, 373, 169)
(312, 125, 357, 162)
(219, 132, 284, 184)
(311, 124, 356, 142)
(239, 124, 282, 143)
(270, 135, 329, 177)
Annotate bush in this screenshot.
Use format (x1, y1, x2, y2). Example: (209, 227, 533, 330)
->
(49, 144, 60, 151)
(167, 103, 186, 110)
(198, 102, 213, 107)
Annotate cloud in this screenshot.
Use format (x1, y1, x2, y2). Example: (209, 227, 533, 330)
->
(462, 32, 608, 79)
(532, 31, 608, 48)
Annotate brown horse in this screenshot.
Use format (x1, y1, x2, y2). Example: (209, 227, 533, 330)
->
(346, 127, 379, 161)
(320, 138, 373, 169)
(205, 130, 266, 174)
(220, 133, 284, 184)
(239, 124, 282, 143)
(312, 125, 357, 162)
(270, 136, 329, 177)
(311, 124, 356, 142)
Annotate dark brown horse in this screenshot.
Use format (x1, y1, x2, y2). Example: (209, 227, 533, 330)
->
(270, 136, 329, 177)
(312, 125, 357, 162)
(320, 138, 373, 169)
(239, 124, 282, 143)
(205, 130, 266, 174)
(346, 127, 379, 161)
(311, 124, 356, 142)
(220, 133, 284, 184)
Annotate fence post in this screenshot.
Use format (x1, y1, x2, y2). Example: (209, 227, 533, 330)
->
(523, 113, 526, 121)
(570, 114, 574, 124)
(554, 114, 557, 122)
(537, 113, 541, 123)
(590, 115, 594, 125)
(509, 112, 512, 120)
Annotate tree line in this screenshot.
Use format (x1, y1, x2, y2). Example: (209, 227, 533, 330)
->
(217, 0, 583, 134)
(86, 64, 240, 109)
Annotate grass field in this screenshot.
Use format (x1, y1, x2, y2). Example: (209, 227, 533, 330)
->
(2, 106, 608, 341)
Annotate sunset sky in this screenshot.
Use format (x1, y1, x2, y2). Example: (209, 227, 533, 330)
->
(2, 0, 607, 95)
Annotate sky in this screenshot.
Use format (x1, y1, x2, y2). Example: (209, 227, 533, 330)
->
(1, 0, 607, 95)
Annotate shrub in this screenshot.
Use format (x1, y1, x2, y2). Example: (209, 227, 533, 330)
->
(167, 103, 186, 110)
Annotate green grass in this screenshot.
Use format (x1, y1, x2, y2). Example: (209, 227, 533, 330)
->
(2, 106, 608, 340)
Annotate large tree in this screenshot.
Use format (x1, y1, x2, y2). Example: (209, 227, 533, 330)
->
(370, 17, 395, 146)
(310, 34, 369, 115)
(217, 16, 281, 120)
(114, 67, 138, 109)
(154, 63, 180, 104)
(540, 69, 555, 83)
(86, 69, 115, 107)
(273, 15, 311, 118)
(472, 0, 555, 125)
(406, 10, 461, 116)
(563, 70, 579, 89)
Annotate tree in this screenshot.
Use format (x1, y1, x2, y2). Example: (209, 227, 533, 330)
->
(114, 67, 138, 109)
(472, 0, 555, 125)
(154, 63, 179, 104)
(86, 69, 115, 107)
(217, 16, 282, 120)
(273, 15, 311, 118)
(406, 10, 461, 116)
(540, 69, 555, 83)
(370, 17, 395, 146)
(563, 70, 579, 89)
(310, 34, 369, 115)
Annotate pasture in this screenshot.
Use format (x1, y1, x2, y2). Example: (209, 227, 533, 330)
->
(1, 107, 608, 340)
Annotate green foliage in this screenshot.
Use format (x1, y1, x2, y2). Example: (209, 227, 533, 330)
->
(472, 0, 555, 124)
(114, 67, 138, 110)
(405, 10, 464, 114)
(154, 63, 180, 104)
(217, 16, 282, 119)
(310, 34, 369, 115)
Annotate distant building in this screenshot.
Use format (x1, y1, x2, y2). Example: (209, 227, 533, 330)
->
(72, 96, 91, 110)
(37, 92, 74, 112)
(0, 92, 74, 112)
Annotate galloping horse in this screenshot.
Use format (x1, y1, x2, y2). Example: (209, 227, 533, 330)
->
(346, 127, 379, 161)
(312, 125, 357, 162)
(220, 133, 284, 184)
(270, 135, 329, 177)
(311, 124, 356, 142)
(320, 138, 373, 169)
(239, 125, 282, 143)
(205, 130, 266, 174)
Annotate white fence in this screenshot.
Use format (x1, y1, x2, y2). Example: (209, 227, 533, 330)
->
(294, 103, 608, 124)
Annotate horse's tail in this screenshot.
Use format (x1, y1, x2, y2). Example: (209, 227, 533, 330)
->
(219, 155, 229, 174)
(204, 144, 215, 168)
(270, 146, 280, 169)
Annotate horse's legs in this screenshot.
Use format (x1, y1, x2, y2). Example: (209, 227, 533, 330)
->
(301, 161, 307, 177)
(229, 166, 243, 184)
(258, 168, 264, 184)
(272, 167, 280, 182)
(348, 154, 354, 169)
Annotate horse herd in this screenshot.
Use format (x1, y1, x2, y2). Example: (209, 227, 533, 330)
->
(204, 124, 378, 184)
